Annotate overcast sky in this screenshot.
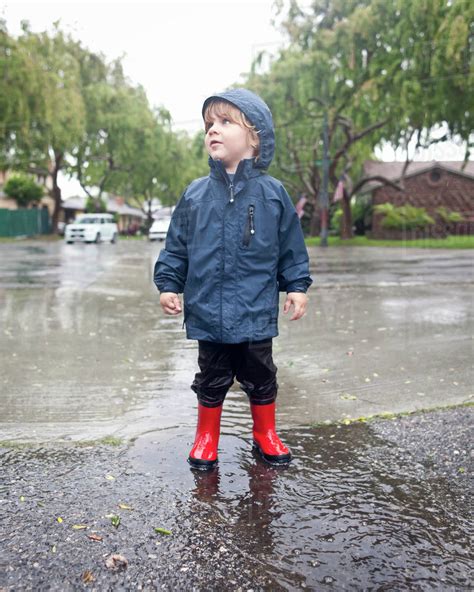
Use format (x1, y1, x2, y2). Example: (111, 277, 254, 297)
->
(2, 0, 285, 134)
(1, 0, 469, 197)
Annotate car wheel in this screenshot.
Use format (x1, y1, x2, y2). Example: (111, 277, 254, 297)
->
(95, 233, 101, 244)
(66, 241, 74, 244)
(111, 233, 117, 244)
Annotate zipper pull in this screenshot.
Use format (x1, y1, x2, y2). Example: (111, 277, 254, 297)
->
(229, 183, 234, 203)
(249, 205, 255, 234)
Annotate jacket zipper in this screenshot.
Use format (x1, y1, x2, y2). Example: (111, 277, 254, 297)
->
(229, 182, 234, 203)
(243, 204, 255, 247)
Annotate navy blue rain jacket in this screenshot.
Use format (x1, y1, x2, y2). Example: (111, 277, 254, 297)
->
(153, 88, 313, 343)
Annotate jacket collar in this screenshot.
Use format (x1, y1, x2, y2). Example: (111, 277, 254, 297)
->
(209, 157, 263, 190)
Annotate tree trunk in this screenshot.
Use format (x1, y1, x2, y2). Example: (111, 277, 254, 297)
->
(340, 191, 353, 239)
(50, 152, 63, 234)
(309, 201, 320, 236)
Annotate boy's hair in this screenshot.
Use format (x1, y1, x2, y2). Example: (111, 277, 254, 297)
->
(203, 99, 260, 161)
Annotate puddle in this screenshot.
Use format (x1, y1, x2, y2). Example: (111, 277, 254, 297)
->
(121, 421, 471, 589)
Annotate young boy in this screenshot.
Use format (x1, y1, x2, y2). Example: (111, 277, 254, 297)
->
(153, 88, 312, 469)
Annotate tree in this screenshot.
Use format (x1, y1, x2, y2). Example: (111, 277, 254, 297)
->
(0, 21, 86, 232)
(243, 0, 473, 238)
(3, 173, 43, 207)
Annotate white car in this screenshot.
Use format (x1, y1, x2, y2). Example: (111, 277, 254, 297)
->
(65, 213, 119, 244)
(149, 217, 171, 241)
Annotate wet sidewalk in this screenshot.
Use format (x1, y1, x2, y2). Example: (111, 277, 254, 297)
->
(1, 406, 471, 590)
(0, 240, 472, 589)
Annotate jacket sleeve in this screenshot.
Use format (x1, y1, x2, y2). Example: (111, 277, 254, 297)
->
(277, 184, 313, 293)
(153, 189, 189, 294)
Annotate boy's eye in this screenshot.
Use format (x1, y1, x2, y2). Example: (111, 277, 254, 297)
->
(205, 117, 231, 132)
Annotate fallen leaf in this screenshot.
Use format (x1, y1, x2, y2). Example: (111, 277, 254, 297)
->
(154, 527, 172, 536)
(87, 534, 103, 542)
(19, 496, 25, 502)
(72, 524, 88, 530)
(105, 554, 128, 571)
(82, 570, 95, 583)
(110, 515, 120, 528)
(57, 517, 63, 523)
(118, 503, 133, 510)
(105, 474, 115, 481)
(340, 394, 357, 400)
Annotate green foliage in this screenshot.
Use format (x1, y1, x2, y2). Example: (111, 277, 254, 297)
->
(85, 196, 106, 213)
(3, 173, 43, 207)
(374, 203, 435, 230)
(330, 197, 372, 234)
(0, 22, 202, 226)
(243, 0, 472, 227)
(435, 206, 465, 223)
(330, 207, 343, 233)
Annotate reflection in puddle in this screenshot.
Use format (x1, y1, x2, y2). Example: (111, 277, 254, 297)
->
(125, 423, 471, 589)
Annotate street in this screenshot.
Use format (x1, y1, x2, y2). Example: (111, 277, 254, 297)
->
(0, 239, 472, 590)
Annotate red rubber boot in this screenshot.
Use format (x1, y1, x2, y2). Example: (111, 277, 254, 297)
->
(250, 402, 292, 465)
(188, 403, 223, 470)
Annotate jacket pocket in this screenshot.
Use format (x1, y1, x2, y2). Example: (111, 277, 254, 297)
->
(242, 204, 255, 247)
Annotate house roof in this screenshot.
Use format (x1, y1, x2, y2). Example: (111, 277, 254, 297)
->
(360, 160, 474, 194)
(62, 195, 146, 219)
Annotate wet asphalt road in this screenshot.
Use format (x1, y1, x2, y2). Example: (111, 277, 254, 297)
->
(0, 240, 472, 442)
(0, 238, 473, 590)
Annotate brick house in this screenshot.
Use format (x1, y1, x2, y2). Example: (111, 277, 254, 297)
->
(360, 160, 474, 238)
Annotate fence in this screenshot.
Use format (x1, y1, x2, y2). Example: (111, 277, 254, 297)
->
(0, 208, 51, 237)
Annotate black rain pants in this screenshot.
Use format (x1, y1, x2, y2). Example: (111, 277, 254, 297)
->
(190, 338, 278, 408)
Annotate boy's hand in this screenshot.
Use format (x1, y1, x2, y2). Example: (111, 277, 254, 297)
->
(160, 292, 182, 316)
(283, 292, 308, 321)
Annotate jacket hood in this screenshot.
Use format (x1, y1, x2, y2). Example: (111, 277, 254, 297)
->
(202, 88, 275, 170)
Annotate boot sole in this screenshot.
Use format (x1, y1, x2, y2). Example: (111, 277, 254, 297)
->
(252, 441, 292, 465)
(187, 456, 218, 470)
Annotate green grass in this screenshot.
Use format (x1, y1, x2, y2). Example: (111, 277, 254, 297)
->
(0, 234, 61, 243)
(305, 235, 474, 249)
(310, 400, 474, 428)
(0, 435, 125, 448)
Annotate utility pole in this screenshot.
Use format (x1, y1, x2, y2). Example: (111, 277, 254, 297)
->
(319, 110, 330, 247)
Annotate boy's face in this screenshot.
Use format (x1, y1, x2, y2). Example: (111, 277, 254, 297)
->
(204, 112, 256, 173)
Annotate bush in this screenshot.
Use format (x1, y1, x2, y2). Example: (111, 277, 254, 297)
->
(330, 197, 373, 235)
(435, 206, 465, 223)
(4, 173, 44, 207)
(374, 203, 435, 230)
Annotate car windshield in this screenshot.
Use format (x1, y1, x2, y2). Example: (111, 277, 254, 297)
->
(76, 217, 108, 224)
